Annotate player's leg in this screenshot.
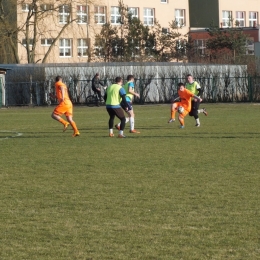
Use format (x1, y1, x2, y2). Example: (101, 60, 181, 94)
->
(51, 104, 70, 131)
(168, 102, 179, 123)
(114, 108, 127, 138)
(115, 111, 129, 130)
(115, 101, 131, 130)
(65, 104, 80, 137)
(192, 100, 201, 127)
(66, 115, 80, 137)
(128, 105, 140, 133)
(198, 107, 208, 116)
(107, 108, 116, 137)
(178, 109, 189, 129)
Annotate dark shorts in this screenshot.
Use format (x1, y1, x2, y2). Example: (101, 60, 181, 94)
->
(189, 100, 200, 116)
(106, 107, 125, 119)
(120, 101, 133, 111)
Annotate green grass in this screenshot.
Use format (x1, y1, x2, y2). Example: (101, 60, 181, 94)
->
(0, 103, 260, 260)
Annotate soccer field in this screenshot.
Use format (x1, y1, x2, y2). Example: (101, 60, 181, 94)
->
(0, 103, 260, 260)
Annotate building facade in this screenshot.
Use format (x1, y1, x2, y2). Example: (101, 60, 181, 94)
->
(2, 0, 260, 64)
(7, 0, 189, 64)
(189, 0, 260, 56)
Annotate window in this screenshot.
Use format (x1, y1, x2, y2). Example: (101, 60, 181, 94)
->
(194, 39, 206, 56)
(162, 27, 169, 34)
(59, 5, 70, 24)
(40, 4, 54, 11)
(77, 5, 88, 24)
(41, 38, 53, 46)
(22, 4, 31, 12)
(95, 6, 106, 24)
(236, 11, 245, 27)
(175, 9, 185, 27)
(222, 11, 232, 27)
(128, 8, 139, 19)
(22, 39, 33, 46)
(111, 7, 121, 24)
(111, 39, 124, 56)
(77, 39, 88, 57)
(143, 8, 154, 26)
(249, 11, 258, 27)
(59, 39, 72, 57)
(94, 46, 105, 57)
(161, 0, 168, 3)
(176, 40, 186, 55)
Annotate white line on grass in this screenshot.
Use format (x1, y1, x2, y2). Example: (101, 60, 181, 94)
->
(0, 130, 23, 141)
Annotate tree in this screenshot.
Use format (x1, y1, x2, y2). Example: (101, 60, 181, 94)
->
(94, 23, 119, 62)
(0, 0, 96, 64)
(205, 22, 248, 62)
(94, 0, 187, 62)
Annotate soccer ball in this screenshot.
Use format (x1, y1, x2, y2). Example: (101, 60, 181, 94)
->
(178, 106, 184, 114)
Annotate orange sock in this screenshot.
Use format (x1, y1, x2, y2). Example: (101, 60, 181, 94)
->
(58, 118, 69, 126)
(179, 117, 184, 126)
(70, 121, 79, 133)
(171, 109, 176, 119)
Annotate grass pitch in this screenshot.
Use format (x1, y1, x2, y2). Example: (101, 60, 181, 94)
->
(0, 103, 260, 260)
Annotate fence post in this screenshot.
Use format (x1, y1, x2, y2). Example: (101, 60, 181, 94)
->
(29, 75, 33, 105)
(139, 78, 143, 104)
(248, 76, 253, 102)
(0, 76, 2, 108)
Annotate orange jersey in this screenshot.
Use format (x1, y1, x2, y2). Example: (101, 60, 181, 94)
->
(178, 88, 194, 112)
(54, 81, 73, 116)
(55, 81, 70, 103)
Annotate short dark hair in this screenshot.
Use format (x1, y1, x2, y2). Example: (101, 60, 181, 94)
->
(115, 77, 122, 83)
(55, 76, 62, 82)
(178, 82, 185, 88)
(127, 75, 134, 81)
(186, 74, 192, 77)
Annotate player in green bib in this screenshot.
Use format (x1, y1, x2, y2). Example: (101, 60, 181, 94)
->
(115, 75, 140, 133)
(104, 77, 130, 138)
(184, 74, 208, 127)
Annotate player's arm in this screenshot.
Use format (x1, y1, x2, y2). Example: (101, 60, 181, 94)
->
(197, 88, 203, 97)
(128, 87, 140, 98)
(128, 82, 140, 98)
(104, 90, 107, 102)
(172, 93, 180, 103)
(196, 82, 203, 97)
(193, 94, 202, 102)
(49, 92, 56, 99)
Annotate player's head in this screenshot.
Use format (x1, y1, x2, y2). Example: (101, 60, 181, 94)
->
(95, 73, 99, 78)
(55, 76, 62, 82)
(115, 77, 123, 85)
(186, 74, 193, 83)
(127, 75, 134, 82)
(178, 82, 185, 91)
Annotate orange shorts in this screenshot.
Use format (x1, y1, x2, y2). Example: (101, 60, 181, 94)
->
(53, 100, 73, 117)
(175, 102, 190, 118)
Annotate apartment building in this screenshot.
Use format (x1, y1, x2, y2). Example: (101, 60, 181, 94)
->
(2, 0, 260, 64)
(189, 0, 260, 55)
(4, 0, 189, 64)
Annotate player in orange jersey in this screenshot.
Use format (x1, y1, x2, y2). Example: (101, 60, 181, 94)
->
(168, 82, 202, 128)
(51, 76, 80, 137)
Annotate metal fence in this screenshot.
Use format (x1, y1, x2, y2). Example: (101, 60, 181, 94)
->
(4, 76, 260, 106)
